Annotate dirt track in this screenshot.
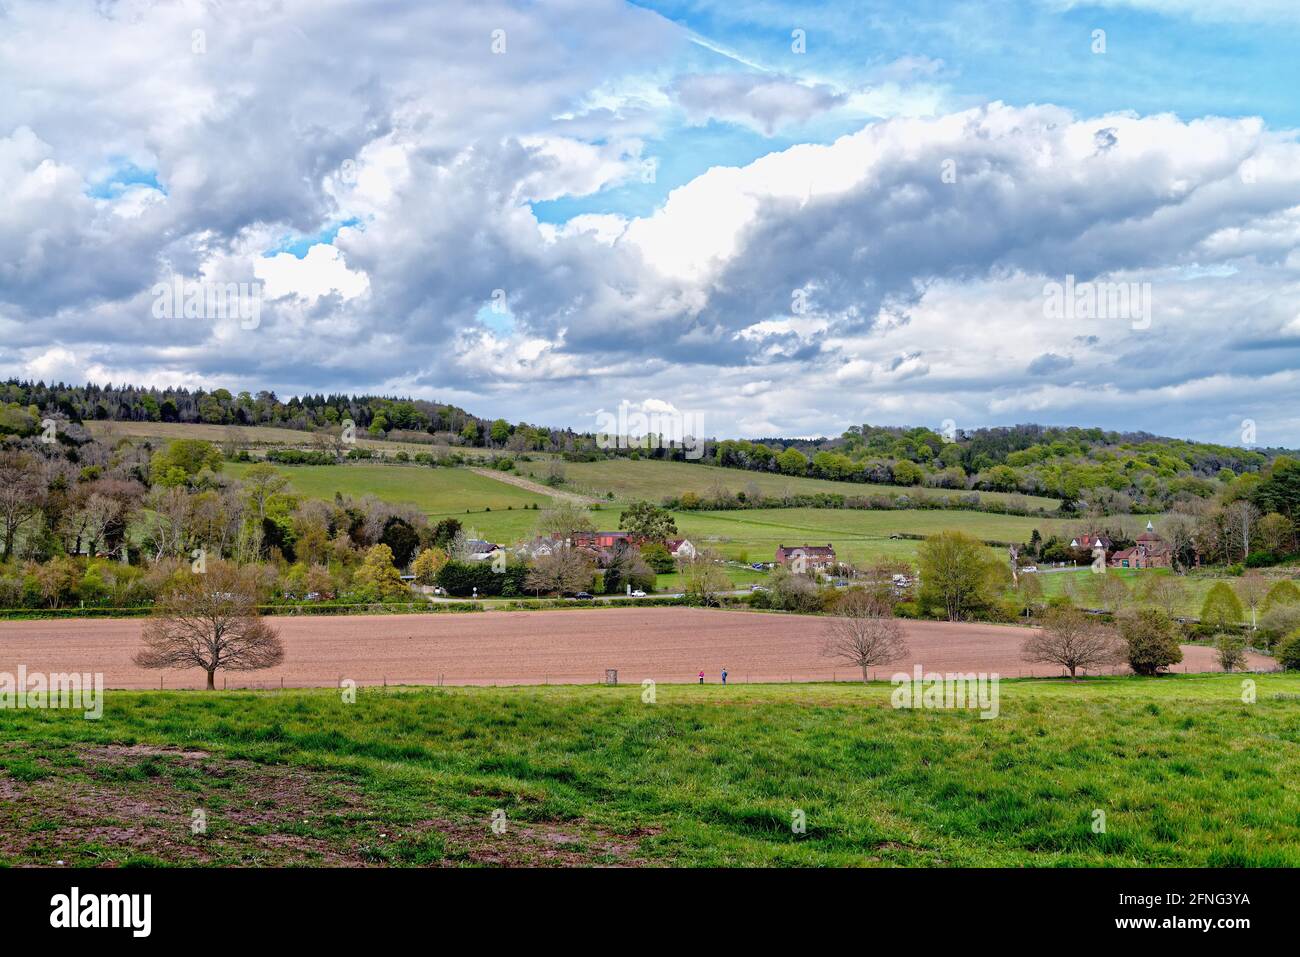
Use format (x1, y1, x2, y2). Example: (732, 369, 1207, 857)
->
(0, 608, 1272, 690)
(468, 467, 597, 505)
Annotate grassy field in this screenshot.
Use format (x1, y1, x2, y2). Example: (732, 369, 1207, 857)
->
(217, 458, 1077, 568)
(1036, 567, 1256, 620)
(675, 508, 1080, 566)
(519, 457, 1063, 511)
(2, 674, 1297, 867)
(224, 461, 553, 514)
(85, 420, 508, 460)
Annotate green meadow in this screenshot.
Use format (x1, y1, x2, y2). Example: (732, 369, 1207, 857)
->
(221, 457, 1081, 569)
(674, 508, 1080, 566)
(224, 461, 552, 514)
(519, 457, 1063, 511)
(2, 675, 1297, 867)
(1036, 567, 1246, 620)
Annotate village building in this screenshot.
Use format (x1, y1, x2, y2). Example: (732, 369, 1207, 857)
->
(666, 538, 696, 559)
(464, 539, 503, 562)
(774, 543, 837, 570)
(1069, 533, 1112, 552)
(1109, 522, 1172, 569)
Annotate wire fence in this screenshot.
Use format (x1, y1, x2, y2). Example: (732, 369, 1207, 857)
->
(161, 661, 1282, 691)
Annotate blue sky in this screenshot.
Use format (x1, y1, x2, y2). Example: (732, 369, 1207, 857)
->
(3, 0, 1300, 445)
(539, 0, 1300, 223)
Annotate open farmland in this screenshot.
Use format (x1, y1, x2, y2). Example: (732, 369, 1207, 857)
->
(0, 608, 1268, 690)
(213, 458, 1083, 568)
(1, 674, 1296, 867)
(518, 457, 1063, 511)
(675, 508, 1084, 566)
(224, 461, 553, 514)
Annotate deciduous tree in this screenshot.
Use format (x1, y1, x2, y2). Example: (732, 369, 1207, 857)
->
(821, 590, 909, 681)
(1022, 606, 1122, 679)
(134, 562, 283, 690)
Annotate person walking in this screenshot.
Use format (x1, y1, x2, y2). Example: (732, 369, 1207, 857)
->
(721, 667, 728, 686)
(698, 670, 705, 684)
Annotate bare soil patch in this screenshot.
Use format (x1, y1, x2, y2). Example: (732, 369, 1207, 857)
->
(0, 607, 1271, 690)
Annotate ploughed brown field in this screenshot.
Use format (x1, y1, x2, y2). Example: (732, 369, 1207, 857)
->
(0, 608, 1271, 689)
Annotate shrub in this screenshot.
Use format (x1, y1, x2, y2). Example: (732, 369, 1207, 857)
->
(1258, 604, 1300, 650)
(1278, 630, 1300, 671)
(641, 542, 676, 574)
(266, 448, 335, 465)
(1120, 608, 1183, 676)
(435, 559, 528, 597)
(1263, 579, 1300, 612)
(1214, 632, 1247, 672)
(1199, 582, 1245, 631)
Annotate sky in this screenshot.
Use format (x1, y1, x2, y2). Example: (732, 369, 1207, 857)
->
(2, 0, 1300, 446)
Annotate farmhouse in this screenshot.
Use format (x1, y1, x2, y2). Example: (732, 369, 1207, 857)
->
(464, 539, 503, 562)
(666, 538, 696, 559)
(515, 537, 557, 560)
(1109, 525, 1172, 569)
(1070, 533, 1112, 552)
(775, 543, 837, 570)
(570, 530, 637, 549)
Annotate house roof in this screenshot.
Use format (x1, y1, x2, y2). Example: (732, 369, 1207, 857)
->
(777, 543, 836, 556)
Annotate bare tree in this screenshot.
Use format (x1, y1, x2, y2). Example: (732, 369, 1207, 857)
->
(1141, 574, 1188, 618)
(1162, 513, 1199, 571)
(1021, 606, 1122, 679)
(821, 590, 909, 681)
(134, 562, 284, 690)
(1093, 574, 1130, 615)
(533, 501, 595, 540)
(681, 550, 729, 606)
(1235, 571, 1270, 631)
(140, 485, 193, 560)
(525, 545, 594, 596)
(0, 451, 42, 561)
(1224, 500, 1260, 562)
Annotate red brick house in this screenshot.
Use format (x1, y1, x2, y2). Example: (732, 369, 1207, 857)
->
(1070, 533, 1113, 552)
(569, 531, 638, 549)
(1109, 529, 1172, 569)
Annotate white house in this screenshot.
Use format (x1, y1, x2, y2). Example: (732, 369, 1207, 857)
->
(666, 538, 696, 559)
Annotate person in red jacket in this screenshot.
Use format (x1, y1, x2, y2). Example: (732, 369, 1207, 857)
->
(698, 670, 705, 684)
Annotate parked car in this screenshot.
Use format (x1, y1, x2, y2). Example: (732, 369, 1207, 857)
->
(630, 589, 647, 597)
(574, 592, 593, 600)
(1021, 566, 1038, 573)
(750, 584, 768, 592)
